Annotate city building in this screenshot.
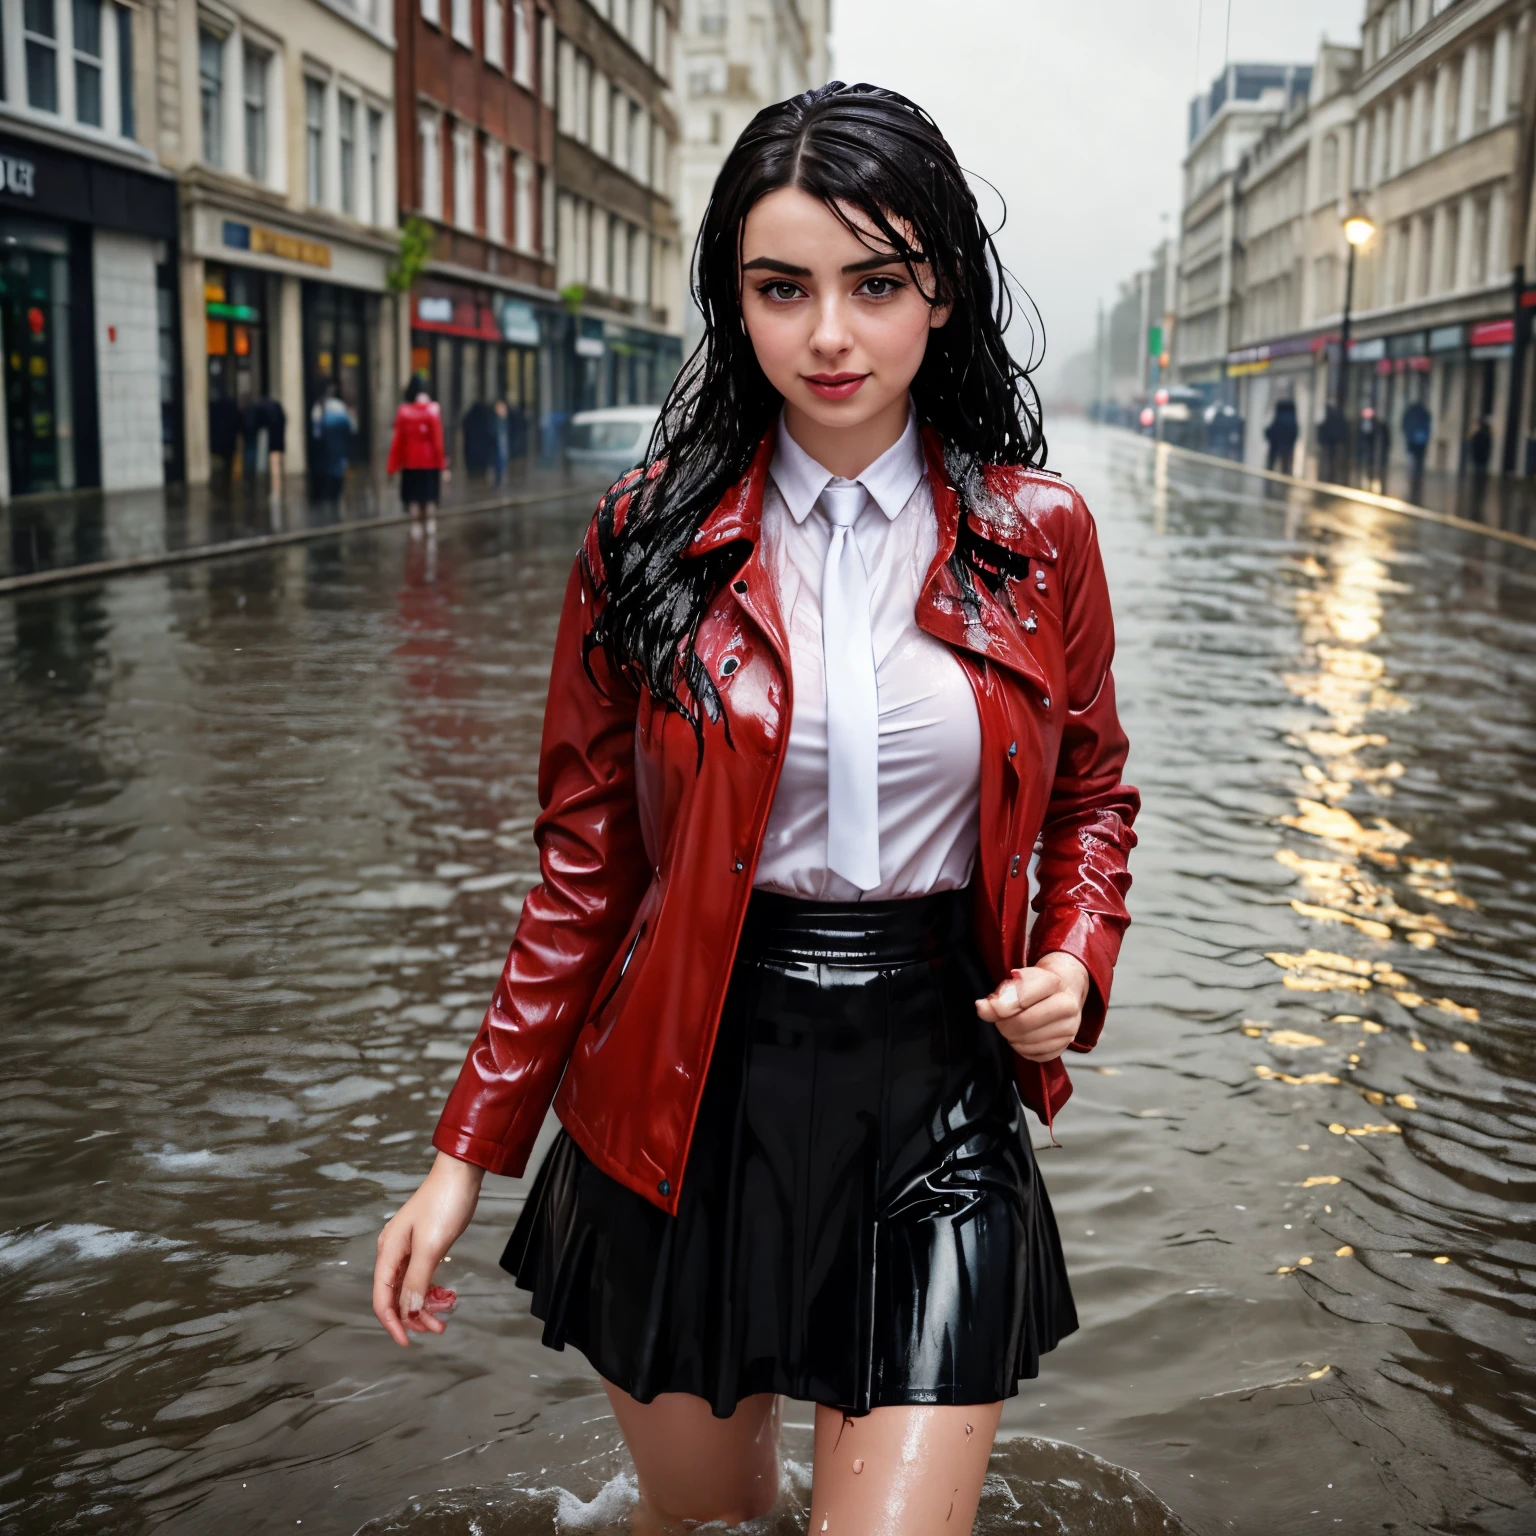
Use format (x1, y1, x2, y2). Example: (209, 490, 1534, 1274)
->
(676, 0, 830, 349)
(1225, 43, 1361, 473)
(1332, 0, 1535, 483)
(551, 0, 685, 418)
(397, 0, 559, 473)
(1100, 239, 1176, 415)
(1174, 62, 1315, 393)
(0, 0, 181, 499)
(170, 0, 401, 487)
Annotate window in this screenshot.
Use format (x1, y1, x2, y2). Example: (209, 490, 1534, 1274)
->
(512, 1, 531, 87)
(306, 77, 326, 205)
(421, 0, 441, 21)
(485, 0, 504, 69)
(367, 107, 383, 225)
(453, 122, 475, 230)
(199, 27, 223, 164)
(485, 138, 505, 243)
(24, 0, 59, 113)
(513, 152, 533, 252)
(629, 102, 647, 182)
(1469, 196, 1489, 287)
(339, 95, 357, 214)
(73, 0, 102, 127)
(1442, 203, 1460, 290)
(540, 10, 554, 101)
(243, 46, 269, 181)
(1472, 43, 1491, 134)
(592, 69, 610, 158)
(419, 109, 443, 218)
(117, 2, 134, 137)
(700, 0, 726, 36)
(574, 52, 591, 143)
(451, 0, 471, 46)
(611, 86, 627, 164)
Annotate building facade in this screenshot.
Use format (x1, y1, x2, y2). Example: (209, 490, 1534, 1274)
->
(676, 0, 830, 349)
(398, 0, 558, 473)
(1175, 63, 1315, 391)
(167, 0, 401, 487)
(551, 0, 684, 420)
(0, 0, 182, 499)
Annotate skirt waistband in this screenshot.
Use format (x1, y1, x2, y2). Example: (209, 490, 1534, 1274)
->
(740, 887, 973, 967)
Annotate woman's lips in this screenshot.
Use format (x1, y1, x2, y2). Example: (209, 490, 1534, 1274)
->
(803, 373, 868, 401)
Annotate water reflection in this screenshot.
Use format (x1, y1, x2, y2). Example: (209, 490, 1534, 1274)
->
(1, 427, 1532, 1534)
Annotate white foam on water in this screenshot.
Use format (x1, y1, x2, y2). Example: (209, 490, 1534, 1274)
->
(0, 1223, 187, 1272)
(550, 1468, 639, 1528)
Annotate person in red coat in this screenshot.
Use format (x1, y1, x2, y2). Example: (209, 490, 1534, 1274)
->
(386, 376, 448, 532)
(373, 84, 1138, 1534)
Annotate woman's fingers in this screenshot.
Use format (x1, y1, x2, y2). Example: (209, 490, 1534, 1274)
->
(974, 967, 1058, 1022)
(976, 966, 1083, 1062)
(372, 1221, 413, 1348)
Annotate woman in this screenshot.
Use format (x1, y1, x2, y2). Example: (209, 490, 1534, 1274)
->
(373, 83, 1138, 1534)
(387, 376, 448, 533)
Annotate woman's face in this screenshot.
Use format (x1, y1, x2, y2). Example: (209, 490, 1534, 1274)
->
(739, 186, 948, 437)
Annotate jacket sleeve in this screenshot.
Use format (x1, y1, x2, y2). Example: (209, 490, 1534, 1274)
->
(1025, 489, 1139, 1049)
(432, 508, 651, 1176)
(430, 410, 446, 469)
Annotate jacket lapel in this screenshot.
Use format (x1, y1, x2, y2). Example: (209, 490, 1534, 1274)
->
(915, 429, 1051, 695)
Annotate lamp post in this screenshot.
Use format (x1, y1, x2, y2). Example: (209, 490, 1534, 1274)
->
(1335, 210, 1377, 412)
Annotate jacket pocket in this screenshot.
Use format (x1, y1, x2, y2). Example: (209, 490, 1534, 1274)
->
(584, 882, 660, 1039)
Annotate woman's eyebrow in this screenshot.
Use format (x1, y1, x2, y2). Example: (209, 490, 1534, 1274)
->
(840, 252, 925, 273)
(741, 256, 812, 275)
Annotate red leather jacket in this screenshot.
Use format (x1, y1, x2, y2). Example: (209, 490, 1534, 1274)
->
(387, 399, 447, 473)
(434, 427, 1139, 1214)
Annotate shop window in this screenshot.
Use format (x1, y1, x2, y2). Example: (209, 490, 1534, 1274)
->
(339, 94, 357, 215)
(485, 0, 504, 69)
(24, 0, 59, 114)
(72, 0, 102, 126)
(306, 76, 326, 206)
(116, 1, 133, 137)
(243, 45, 268, 181)
(198, 27, 223, 165)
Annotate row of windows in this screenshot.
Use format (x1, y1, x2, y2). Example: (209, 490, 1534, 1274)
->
(557, 39, 673, 195)
(422, 0, 536, 88)
(1372, 186, 1505, 310)
(418, 109, 539, 254)
(198, 24, 391, 229)
(556, 190, 663, 311)
(0, 0, 135, 139)
(1362, 0, 1460, 72)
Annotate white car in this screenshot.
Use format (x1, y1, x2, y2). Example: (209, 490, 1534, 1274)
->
(564, 406, 661, 481)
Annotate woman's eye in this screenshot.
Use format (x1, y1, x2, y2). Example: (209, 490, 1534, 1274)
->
(762, 281, 802, 302)
(860, 276, 903, 298)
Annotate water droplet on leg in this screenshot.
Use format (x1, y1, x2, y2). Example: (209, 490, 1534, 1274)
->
(964, 1423, 973, 1435)
(852, 1458, 863, 1474)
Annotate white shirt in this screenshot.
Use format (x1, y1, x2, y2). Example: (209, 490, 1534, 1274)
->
(753, 411, 983, 902)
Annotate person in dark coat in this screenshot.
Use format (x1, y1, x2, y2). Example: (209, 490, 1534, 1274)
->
(1317, 403, 1348, 484)
(1468, 416, 1493, 517)
(1264, 398, 1299, 475)
(462, 400, 496, 479)
(209, 394, 241, 486)
(310, 380, 355, 509)
(1401, 398, 1431, 503)
(1356, 407, 1384, 488)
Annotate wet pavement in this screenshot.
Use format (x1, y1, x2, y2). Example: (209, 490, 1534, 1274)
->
(1, 420, 1533, 1535)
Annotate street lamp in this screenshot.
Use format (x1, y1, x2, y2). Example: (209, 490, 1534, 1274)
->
(1335, 209, 1377, 412)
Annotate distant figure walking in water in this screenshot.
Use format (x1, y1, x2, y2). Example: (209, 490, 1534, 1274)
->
(388, 376, 449, 535)
(1264, 397, 1299, 475)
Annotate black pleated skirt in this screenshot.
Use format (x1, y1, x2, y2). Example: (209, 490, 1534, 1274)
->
(502, 887, 1077, 1418)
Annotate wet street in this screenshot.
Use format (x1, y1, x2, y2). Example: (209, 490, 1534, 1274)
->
(1, 420, 1533, 1536)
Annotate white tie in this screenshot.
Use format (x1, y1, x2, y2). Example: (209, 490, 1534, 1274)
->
(819, 482, 881, 891)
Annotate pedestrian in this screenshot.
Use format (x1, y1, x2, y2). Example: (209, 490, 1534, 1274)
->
(1317, 402, 1347, 483)
(1356, 406, 1382, 489)
(387, 375, 448, 534)
(1468, 415, 1493, 516)
(371, 82, 1139, 1535)
(309, 380, 354, 509)
(255, 394, 288, 499)
(1401, 396, 1431, 503)
(1264, 397, 1299, 475)
(208, 391, 240, 489)
(492, 397, 512, 487)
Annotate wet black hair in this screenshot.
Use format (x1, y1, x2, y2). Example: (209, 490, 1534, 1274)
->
(589, 81, 1046, 747)
(403, 375, 430, 403)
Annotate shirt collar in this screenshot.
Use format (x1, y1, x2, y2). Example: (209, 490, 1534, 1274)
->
(769, 406, 924, 525)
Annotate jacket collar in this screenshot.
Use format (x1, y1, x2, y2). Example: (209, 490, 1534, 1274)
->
(686, 424, 1050, 692)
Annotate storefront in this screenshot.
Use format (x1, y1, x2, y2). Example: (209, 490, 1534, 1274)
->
(410, 280, 556, 478)
(0, 128, 179, 498)
(184, 201, 396, 485)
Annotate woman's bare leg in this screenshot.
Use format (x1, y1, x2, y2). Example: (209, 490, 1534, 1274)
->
(809, 1401, 1003, 1535)
(602, 1378, 782, 1533)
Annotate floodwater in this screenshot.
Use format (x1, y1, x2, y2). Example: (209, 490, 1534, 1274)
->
(1, 421, 1532, 1535)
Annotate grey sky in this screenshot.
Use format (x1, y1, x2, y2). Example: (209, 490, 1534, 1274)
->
(830, 0, 1365, 384)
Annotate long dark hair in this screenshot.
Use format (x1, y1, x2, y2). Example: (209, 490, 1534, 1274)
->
(589, 81, 1046, 747)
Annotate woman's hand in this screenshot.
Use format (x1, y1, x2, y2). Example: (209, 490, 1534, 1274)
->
(372, 1151, 485, 1347)
(976, 952, 1092, 1063)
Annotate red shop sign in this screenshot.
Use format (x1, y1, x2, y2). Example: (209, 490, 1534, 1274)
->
(1469, 318, 1514, 347)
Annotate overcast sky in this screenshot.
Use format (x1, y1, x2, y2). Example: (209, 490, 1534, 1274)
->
(830, 0, 1365, 385)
